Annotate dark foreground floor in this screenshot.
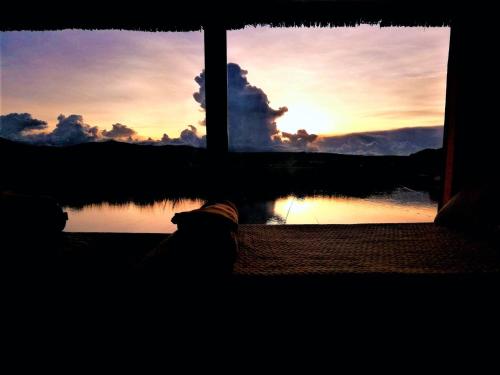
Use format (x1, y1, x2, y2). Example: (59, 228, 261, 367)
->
(2, 203, 498, 369)
(5, 223, 499, 303)
(3, 224, 500, 353)
(3, 223, 499, 334)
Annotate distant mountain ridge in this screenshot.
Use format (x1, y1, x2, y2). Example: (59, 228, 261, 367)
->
(1, 135, 443, 206)
(0, 125, 444, 156)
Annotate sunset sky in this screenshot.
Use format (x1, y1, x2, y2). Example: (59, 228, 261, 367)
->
(1, 26, 450, 141)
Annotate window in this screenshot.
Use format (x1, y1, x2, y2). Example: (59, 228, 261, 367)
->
(1, 30, 206, 147)
(226, 25, 449, 156)
(1, 25, 451, 231)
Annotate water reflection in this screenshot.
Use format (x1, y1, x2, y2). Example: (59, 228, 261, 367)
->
(64, 188, 436, 233)
(64, 199, 205, 233)
(270, 190, 436, 225)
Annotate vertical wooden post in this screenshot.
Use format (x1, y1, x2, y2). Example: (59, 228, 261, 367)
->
(203, 24, 229, 154)
(440, 20, 461, 209)
(441, 14, 498, 209)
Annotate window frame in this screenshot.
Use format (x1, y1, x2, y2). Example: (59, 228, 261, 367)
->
(203, 23, 454, 209)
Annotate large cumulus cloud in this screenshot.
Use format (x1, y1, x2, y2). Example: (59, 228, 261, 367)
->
(194, 63, 290, 151)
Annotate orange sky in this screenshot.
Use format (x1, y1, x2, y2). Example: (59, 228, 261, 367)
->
(228, 25, 450, 136)
(1, 26, 450, 140)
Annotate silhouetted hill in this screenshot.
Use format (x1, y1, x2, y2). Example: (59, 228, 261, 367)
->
(1, 137, 443, 205)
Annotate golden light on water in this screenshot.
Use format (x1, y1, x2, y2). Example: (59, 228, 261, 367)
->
(64, 200, 205, 233)
(64, 193, 437, 233)
(271, 195, 436, 225)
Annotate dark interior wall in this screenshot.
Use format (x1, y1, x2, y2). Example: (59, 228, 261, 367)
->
(442, 10, 499, 204)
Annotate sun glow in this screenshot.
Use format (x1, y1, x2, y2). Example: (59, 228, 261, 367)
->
(277, 102, 335, 136)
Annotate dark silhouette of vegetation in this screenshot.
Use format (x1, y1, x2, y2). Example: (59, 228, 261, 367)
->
(0, 137, 443, 209)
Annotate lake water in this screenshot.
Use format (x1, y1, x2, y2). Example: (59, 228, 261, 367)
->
(64, 188, 437, 233)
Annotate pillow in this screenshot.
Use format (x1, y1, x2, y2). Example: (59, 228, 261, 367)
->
(140, 200, 239, 280)
(172, 200, 239, 232)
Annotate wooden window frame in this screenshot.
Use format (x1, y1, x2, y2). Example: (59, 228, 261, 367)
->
(203, 22, 457, 208)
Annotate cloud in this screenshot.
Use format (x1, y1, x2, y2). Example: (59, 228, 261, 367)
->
(179, 125, 206, 147)
(102, 123, 138, 141)
(1, 113, 102, 146)
(194, 63, 288, 151)
(372, 109, 445, 120)
(0, 113, 48, 141)
(37, 114, 100, 145)
(0, 111, 207, 148)
(316, 126, 444, 156)
(0, 113, 99, 146)
(193, 71, 206, 109)
(275, 129, 318, 151)
(156, 125, 206, 148)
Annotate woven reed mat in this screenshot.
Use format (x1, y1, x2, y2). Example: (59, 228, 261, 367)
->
(234, 224, 500, 276)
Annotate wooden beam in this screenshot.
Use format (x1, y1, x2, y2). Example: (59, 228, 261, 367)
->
(441, 13, 500, 209)
(203, 24, 229, 154)
(441, 21, 461, 208)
